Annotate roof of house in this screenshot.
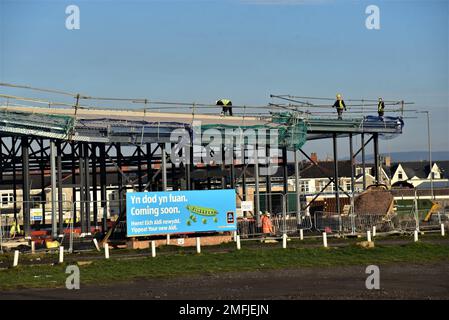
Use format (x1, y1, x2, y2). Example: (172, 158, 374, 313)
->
(390, 160, 449, 179)
(299, 161, 354, 179)
(416, 180, 449, 190)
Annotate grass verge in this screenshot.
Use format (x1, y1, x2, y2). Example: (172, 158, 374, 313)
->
(0, 242, 448, 290)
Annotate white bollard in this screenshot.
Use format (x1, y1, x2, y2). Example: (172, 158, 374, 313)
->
(282, 233, 287, 249)
(300, 229, 304, 241)
(196, 237, 201, 254)
(93, 238, 100, 251)
(104, 243, 110, 259)
(151, 241, 156, 258)
(59, 246, 64, 264)
(236, 235, 241, 250)
(441, 224, 445, 237)
(13, 250, 19, 267)
(372, 226, 376, 237)
(31, 241, 35, 254)
(367, 230, 372, 243)
(166, 234, 170, 245)
(322, 232, 328, 248)
(233, 231, 237, 242)
(414, 230, 419, 242)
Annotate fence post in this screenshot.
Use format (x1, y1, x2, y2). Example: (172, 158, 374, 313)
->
(31, 241, 35, 254)
(441, 224, 445, 237)
(322, 232, 328, 248)
(414, 230, 419, 242)
(300, 229, 304, 241)
(93, 238, 100, 251)
(236, 235, 241, 250)
(367, 230, 372, 242)
(59, 246, 64, 264)
(282, 233, 287, 249)
(151, 241, 156, 258)
(104, 243, 110, 259)
(372, 226, 376, 237)
(13, 250, 19, 267)
(196, 237, 201, 254)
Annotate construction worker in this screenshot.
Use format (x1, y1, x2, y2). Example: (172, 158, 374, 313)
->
(9, 220, 21, 238)
(377, 97, 385, 118)
(216, 99, 233, 116)
(332, 94, 347, 120)
(261, 211, 274, 236)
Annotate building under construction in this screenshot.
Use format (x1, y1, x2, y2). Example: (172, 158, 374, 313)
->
(0, 84, 406, 241)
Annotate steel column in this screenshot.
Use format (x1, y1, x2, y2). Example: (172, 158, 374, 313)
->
(57, 141, 64, 235)
(21, 136, 30, 237)
(50, 140, 58, 238)
(39, 139, 46, 225)
(71, 142, 77, 226)
(79, 142, 85, 233)
(332, 133, 340, 215)
(294, 150, 301, 216)
(373, 133, 379, 183)
(99, 143, 107, 233)
(137, 146, 143, 191)
(116, 143, 123, 215)
(282, 147, 288, 195)
(161, 143, 167, 191)
(92, 144, 98, 227)
(12, 138, 17, 222)
(266, 144, 272, 213)
(84, 143, 91, 233)
(349, 133, 355, 194)
(254, 144, 260, 223)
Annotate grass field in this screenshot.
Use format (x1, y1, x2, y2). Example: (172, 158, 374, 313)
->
(1, 241, 448, 291)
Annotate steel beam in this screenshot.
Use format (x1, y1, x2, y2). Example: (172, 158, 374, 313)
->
(361, 133, 366, 190)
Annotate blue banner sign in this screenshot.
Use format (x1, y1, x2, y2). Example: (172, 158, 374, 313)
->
(126, 189, 237, 237)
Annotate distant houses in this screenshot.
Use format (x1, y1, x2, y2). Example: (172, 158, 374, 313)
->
(0, 154, 448, 222)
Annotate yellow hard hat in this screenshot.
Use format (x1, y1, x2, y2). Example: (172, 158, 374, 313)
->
(336, 93, 342, 99)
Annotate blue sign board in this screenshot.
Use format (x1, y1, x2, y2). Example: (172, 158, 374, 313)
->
(126, 189, 237, 237)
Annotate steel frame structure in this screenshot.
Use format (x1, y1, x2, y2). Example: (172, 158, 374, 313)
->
(0, 100, 404, 238)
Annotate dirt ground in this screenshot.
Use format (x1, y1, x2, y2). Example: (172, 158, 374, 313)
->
(1, 262, 448, 300)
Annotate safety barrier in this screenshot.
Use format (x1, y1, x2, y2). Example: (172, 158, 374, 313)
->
(313, 209, 449, 235)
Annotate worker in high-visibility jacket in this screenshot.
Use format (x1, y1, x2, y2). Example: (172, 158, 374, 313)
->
(10, 220, 21, 238)
(261, 212, 274, 235)
(216, 99, 233, 116)
(377, 97, 385, 118)
(332, 94, 347, 120)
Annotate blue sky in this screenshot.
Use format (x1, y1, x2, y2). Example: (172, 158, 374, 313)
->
(0, 0, 448, 159)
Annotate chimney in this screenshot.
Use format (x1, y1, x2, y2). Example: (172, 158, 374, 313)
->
(311, 152, 318, 164)
(384, 156, 391, 167)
